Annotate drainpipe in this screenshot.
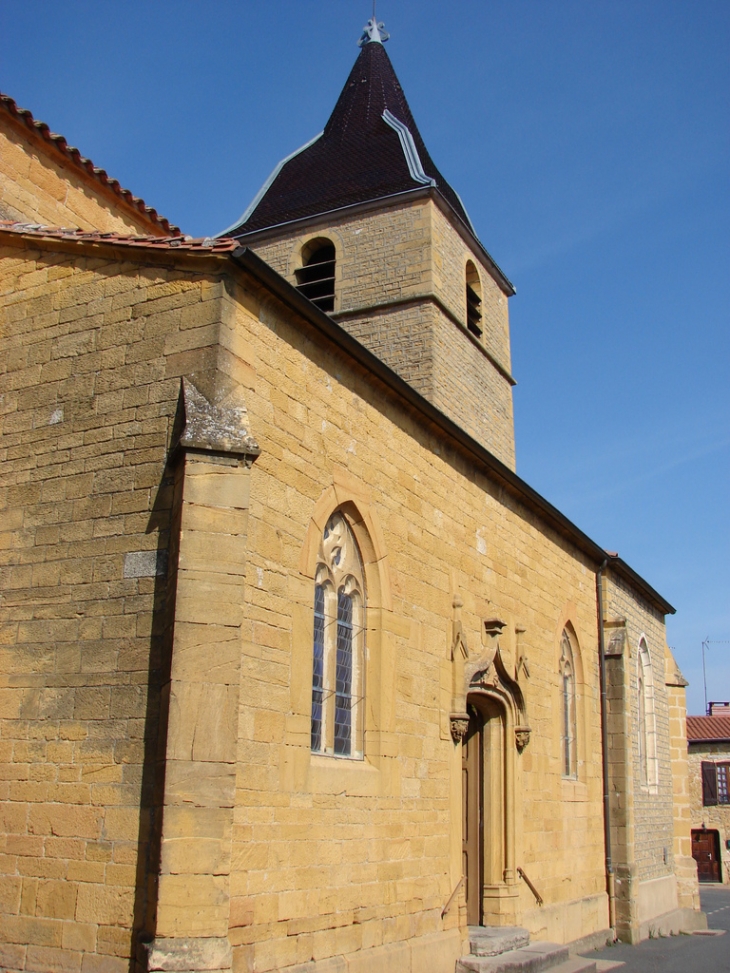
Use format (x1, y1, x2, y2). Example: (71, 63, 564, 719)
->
(596, 559, 616, 935)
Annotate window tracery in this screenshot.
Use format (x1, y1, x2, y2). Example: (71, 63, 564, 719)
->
(311, 511, 365, 758)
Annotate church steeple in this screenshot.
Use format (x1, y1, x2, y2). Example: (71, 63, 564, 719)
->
(227, 22, 517, 470)
(225, 30, 475, 240)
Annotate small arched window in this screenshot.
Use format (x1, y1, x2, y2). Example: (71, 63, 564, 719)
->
(295, 238, 336, 313)
(638, 637, 658, 789)
(560, 629, 577, 778)
(311, 511, 365, 757)
(465, 261, 483, 338)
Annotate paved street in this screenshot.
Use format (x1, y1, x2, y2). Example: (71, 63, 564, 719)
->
(589, 886, 730, 972)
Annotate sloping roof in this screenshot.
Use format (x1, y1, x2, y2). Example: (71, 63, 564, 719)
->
(0, 221, 235, 253)
(226, 40, 473, 237)
(1, 93, 180, 235)
(687, 716, 730, 743)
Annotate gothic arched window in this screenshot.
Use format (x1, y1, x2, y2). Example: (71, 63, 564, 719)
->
(311, 511, 365, 758)
(638, 637, 658, 789)
(295, 238, 336, 313)
(560, 629, 577, 778)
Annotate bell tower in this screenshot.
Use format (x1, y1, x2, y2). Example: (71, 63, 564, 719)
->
(222, 18, 517, 469)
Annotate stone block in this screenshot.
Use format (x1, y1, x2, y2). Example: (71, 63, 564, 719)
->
(167, 681, 238, 763)
(155, 875, 229, 938)
(144, 936, 233, 972)
(80, 954, 129, 973)
(161, 837, 230, 876)
(346, 940, 409, 973)
(25, 945, 82, 972)
(164, 759, 236, 809)
(35, 879, 77, 919)
(75, 884, 134, 926)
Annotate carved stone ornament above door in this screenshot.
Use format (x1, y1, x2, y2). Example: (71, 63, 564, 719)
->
(460, 618, 531, 751)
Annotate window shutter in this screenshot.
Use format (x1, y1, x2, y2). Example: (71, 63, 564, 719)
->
(701, 761, 718, 806)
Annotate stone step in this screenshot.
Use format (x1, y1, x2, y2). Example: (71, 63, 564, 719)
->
(468, 926, 531, 956)
(546, 959, 597, 973)
(457, 941, 569, 973)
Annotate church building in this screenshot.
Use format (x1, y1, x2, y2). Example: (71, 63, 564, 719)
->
(0, 18, 703, 973)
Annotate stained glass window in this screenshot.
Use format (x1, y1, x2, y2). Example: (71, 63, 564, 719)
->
(311, 584, 325, 751)
(310, 511, 365, 758)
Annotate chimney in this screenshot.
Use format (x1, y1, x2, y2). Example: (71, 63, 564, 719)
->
(707, 701, 730, 717)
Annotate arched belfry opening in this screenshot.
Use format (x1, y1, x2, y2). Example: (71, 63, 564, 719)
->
(465, 260, 483, 338)
(295, 238, 336, 312)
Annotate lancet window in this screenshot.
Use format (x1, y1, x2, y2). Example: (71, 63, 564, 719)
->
(638, 637, 658, 789)
(311, 511, 365, 758)
(560, 629, 577, 778)
(465, 261, 483, 338)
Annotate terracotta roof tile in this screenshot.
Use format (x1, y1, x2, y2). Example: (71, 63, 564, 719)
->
(687, 715, 730, 742)
(1, 93, 180, 235)
(0, 221, 238, 253)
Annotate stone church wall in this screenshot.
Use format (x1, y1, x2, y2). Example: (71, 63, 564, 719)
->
(0, 239, 231, 972)
(223, 278, 607, 971)
(603, 573, 697, 940)
(0, 230, 696, 972)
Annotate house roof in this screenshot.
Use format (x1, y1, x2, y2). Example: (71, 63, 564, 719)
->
(224, 39, 474, 240)
(1, 93, 180, 235)
(0, 219, 675, 618)
(687, 716, 730, 743)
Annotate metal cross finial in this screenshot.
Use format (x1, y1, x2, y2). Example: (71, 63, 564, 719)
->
(358, 16, 390, 47)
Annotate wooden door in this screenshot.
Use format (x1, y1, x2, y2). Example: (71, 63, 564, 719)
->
(462, 708, 483, 925)
(692, 829, 721, 883)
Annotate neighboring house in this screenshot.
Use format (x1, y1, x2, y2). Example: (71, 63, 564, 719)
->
(688, 702, 730, 884)
(0, 18, 704, 973)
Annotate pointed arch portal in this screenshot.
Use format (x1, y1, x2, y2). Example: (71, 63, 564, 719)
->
(459, 621, 530, 926)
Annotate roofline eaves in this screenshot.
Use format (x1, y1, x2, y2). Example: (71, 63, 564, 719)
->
(0, 223, 671, 616)
(230, 246, 672, 615)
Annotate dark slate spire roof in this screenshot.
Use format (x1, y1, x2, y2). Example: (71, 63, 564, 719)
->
(226, 40, 474, 237)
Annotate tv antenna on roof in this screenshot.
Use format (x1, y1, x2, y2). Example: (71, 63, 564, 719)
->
(702, 638, 730, 713)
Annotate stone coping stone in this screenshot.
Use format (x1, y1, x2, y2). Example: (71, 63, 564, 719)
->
(468, 926, 531, 956)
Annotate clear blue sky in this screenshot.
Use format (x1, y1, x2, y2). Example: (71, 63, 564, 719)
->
(2, 1, 728, 713)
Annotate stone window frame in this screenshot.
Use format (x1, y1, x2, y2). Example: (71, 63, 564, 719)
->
(296, 476, 393, 781)
(310, 510, 366, 759)
(559, 627, 579, 779)
(637, 635, 659, 792)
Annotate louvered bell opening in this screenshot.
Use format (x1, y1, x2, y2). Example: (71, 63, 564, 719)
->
(296, 244, 336, 313)
(466, 284, 482, 337)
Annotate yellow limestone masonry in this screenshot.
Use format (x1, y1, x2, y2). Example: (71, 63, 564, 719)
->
(248, 197, 516, 470)
(0, 225, 698, 972)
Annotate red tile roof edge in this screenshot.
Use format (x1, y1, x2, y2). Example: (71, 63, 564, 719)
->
(686, 715, 730, 742)
(1, 93, 180, 236)
(0, 221, 238, 254)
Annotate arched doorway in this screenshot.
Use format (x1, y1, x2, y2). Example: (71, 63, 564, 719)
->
(462, 693, 510, 926)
